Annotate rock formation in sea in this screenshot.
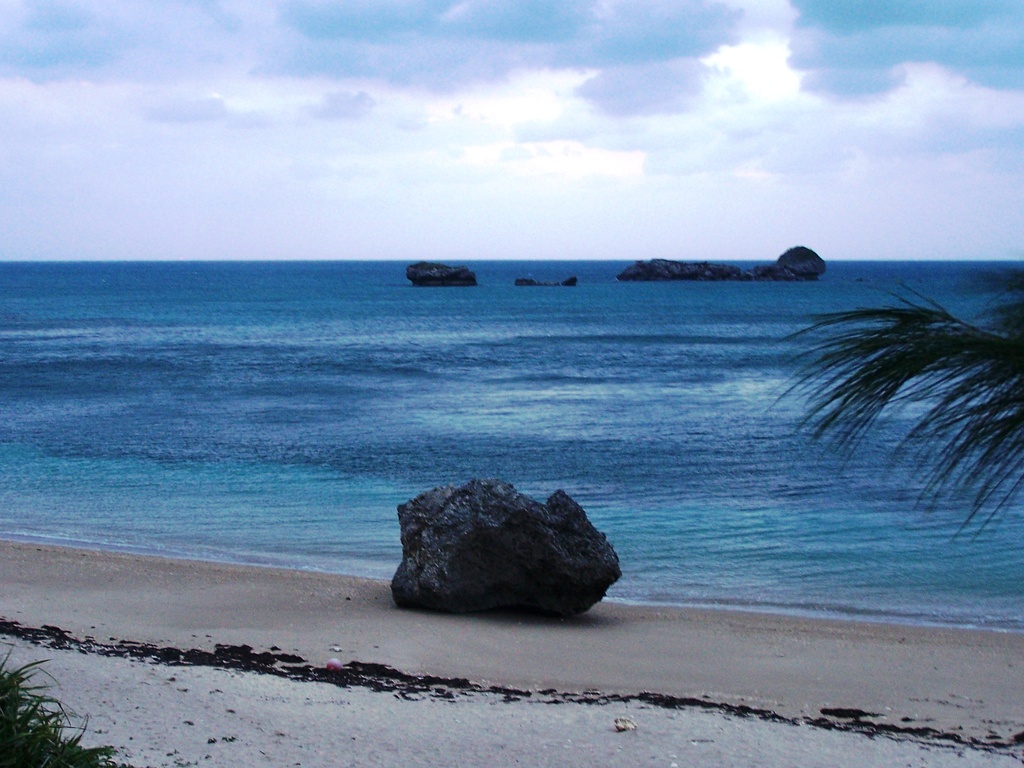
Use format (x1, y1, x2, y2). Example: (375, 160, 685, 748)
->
(616, 246, 825, 282)
(514, 276, 578, 286)
(616, 260, 744, 281)
(391, 478, 620, 616)
(405, 262, 477, 286)
(776, 246, 826, 277)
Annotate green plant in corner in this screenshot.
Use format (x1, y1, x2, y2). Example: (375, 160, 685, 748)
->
(791, 275, 1024, 529)
(0, 653, 127, 768)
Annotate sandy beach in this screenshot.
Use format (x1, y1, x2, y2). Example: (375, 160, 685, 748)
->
(2, 540, 1023, 767)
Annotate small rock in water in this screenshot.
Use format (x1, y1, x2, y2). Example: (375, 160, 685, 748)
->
(613, 717, 637, 732)
(405, 262, 477, 287)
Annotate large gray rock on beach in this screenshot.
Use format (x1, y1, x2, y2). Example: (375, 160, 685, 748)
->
(406, 261, 477, 286)
(391, 479, 620, 616)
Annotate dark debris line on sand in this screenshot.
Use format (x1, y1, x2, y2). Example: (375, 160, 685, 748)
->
(1, 616, 1020, 755)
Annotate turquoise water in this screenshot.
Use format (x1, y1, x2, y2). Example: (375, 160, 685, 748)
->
(1, 260, 1021, 629)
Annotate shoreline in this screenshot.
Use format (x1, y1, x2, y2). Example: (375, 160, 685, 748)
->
(5, 531, 1020, 635)
(3, 541, 1024, 743)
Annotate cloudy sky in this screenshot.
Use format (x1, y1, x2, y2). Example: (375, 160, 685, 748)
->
(1, 0, 1022, 261)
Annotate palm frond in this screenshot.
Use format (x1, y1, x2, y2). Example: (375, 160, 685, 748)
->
(791, 289, 1024, 527)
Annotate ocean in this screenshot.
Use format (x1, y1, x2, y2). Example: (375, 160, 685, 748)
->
(1, 259, 1021, 630)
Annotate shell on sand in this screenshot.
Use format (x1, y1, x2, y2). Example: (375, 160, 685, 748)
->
(614, 717, 637, 732)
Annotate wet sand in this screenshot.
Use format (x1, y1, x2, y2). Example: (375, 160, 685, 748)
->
(2, 540, 1023, 766)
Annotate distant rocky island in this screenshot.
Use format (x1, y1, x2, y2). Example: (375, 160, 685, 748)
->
(616, 246, 825, 282)
(406, 248, 825, 287)
(514, 276, 577, 287)
(406, 262, 477, 286)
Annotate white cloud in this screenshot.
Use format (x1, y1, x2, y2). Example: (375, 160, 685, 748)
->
(145, 94, 230, 122)
(702, 39, 802, 102)
(309, 90, 376, 120)
(0, 1, 1021, 262)
(789, 0, 1024, 94)
(461, 140, 645, 178)
(424, 68, 585, 129)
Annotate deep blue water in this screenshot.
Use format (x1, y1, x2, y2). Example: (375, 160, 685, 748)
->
(1, 259, 1022, 630)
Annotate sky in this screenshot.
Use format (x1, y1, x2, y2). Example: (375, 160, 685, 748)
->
(0, 0, 1022, 261)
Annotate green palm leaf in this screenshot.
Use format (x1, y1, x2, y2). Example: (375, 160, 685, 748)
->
(791, 284, 1024, 528)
